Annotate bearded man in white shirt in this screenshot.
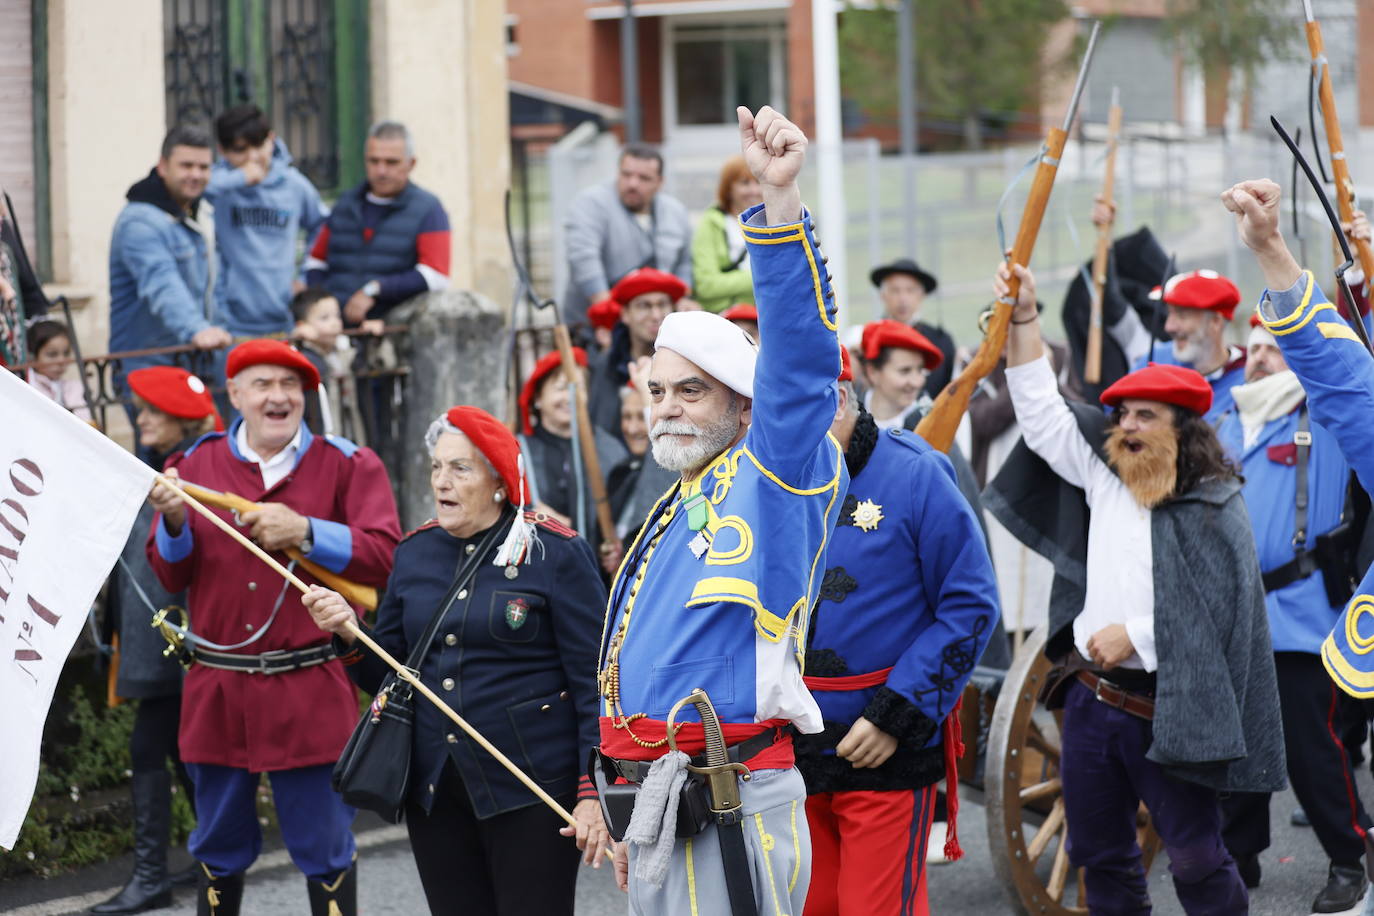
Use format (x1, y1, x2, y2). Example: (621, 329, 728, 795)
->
(984, 261, 1284, 916)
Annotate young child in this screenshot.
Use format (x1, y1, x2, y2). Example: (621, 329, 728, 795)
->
(26, 319, 92, 421)
(290, 287, 379, 440)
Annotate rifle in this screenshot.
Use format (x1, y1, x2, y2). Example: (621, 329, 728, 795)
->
(916, 21, 1101, 452)
(1303, 0, 1374, 282)
(178, 482, 379, 610)
(1084, 86, 1123, 384)
(503, 191, 619, 560)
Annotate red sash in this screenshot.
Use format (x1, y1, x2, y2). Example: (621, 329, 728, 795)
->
(598, 716, 795, 770)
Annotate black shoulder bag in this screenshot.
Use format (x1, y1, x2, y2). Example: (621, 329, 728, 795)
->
(332, 511, 512, 822)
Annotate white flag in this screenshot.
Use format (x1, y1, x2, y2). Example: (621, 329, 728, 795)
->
(0, 368, 154, 849)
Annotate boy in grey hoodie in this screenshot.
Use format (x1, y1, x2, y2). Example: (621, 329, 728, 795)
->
(207, 104, 329, 338)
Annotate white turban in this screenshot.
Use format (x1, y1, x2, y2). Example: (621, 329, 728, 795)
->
(654, 311, 759, 398)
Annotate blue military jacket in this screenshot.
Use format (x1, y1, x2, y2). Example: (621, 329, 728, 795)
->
(347, 514, 606, 818)
(597, 206, 846, 742)
(1259, 271, 1374, 694)
(799, 428, 999, 793)
(1216, 397, 1351, 653)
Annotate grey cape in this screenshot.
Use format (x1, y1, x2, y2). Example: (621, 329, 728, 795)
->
(983, 403, 1286, 794)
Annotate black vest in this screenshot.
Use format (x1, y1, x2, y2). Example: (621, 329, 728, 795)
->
(323, 180, 441, 303)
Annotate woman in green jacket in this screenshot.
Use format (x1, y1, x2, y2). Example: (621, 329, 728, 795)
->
(690, 156, 763, 312)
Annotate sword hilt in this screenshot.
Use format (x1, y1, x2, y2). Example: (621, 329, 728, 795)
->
(666, 688, 751, 814)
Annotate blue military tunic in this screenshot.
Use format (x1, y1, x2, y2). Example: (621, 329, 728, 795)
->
(1216, 398, 1352, 653)
(799, 427, 999, 792)
(597, 205, 846, 748)
(345, 513, 606, 818)
(1258, 271, 1374, 694)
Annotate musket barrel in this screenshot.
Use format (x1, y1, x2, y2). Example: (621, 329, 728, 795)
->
(1061, 21, 1102, 134)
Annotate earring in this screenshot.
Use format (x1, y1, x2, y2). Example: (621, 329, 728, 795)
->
(494, 492, 505, 503)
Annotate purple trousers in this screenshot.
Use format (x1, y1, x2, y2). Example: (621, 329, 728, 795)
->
(1060, 679, 1248, 916)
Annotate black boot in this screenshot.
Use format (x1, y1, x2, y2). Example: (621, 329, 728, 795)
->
(1312, 863, 1368, 914)
(90, 770, 173, 914)
(195, 865, 245, 916)
(306, 863, 356, 916)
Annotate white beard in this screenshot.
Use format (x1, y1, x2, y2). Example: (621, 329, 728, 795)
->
(650, 405, 740, 474)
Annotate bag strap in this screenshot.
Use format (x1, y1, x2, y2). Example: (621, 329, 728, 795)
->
(1293, 406, 1311, 551)
(401, 507, 515, 671)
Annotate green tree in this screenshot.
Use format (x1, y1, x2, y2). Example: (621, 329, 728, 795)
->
(839, 0, 1070, 150)
(1164, 0, 1300, 130)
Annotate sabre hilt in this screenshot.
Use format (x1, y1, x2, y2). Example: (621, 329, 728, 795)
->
(151, 606, 193, 670)
(666, 688, 752, 817)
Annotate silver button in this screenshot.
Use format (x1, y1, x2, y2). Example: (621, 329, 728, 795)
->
(442, 677, 455, 691)
(428, 784, 435, 794)
(247, 582, 257, 591)
(457, 589, 468, 600)
(444, 634, 457, 646)
(559, 690, 570, 700)
(540, 704, 551, 712)
(244, 624, 253, 632)
(446, 733, 457, 744)
(465, 544, 476, 555)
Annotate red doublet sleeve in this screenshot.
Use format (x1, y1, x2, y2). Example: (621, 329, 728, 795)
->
(309, 223, 332, 262)
(334, 446, 402, 587)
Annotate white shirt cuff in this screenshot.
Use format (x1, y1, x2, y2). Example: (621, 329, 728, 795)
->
(1124, 616, 1157, 673)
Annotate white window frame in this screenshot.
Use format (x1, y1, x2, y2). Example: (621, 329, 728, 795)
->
(661, 14, 788, 143)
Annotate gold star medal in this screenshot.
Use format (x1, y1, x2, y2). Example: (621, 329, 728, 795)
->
(851, 498, 884, 532)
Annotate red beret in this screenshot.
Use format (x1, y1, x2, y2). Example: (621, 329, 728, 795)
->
(1161, 270, 1241, 320)
(860, 319, 944, 370)
(225, 339, 321, 389)
(1100, 362, 1213, 416)
(518, 348, 588, 436)
(587, 298, 622, 331)
(1248, 311, 1263, 328)
(838, 345, 853, 382)
(611, 268, 687, 305)
(722, 303, 758, 323)
(127, 366, 224, 431)
(443, 406, 530, 507)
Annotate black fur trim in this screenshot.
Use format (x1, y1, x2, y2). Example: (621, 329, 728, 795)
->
(862, 686, 940, 748)
(803, 649, 850, 677)
(845, 405, 880, 478)
(796, 743, 945, 793)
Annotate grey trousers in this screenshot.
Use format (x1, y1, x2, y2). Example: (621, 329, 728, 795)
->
(627, 766, 812, 916)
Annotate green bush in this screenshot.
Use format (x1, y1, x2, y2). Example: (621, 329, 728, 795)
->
(0, 669, 193, 879)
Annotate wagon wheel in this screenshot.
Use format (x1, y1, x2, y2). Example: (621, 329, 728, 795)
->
(985, 624, 1163, 915)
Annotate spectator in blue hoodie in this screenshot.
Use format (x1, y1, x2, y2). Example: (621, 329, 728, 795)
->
(206, 104, 329, 338)
(108, 125, 231, 421)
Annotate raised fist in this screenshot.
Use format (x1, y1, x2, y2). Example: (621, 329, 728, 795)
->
(737, 106, 808, 190)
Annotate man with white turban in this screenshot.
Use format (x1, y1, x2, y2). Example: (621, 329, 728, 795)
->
(594, 105, 846, 915)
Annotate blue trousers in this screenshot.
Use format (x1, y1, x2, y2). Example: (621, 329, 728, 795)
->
(186, 762, 356, 881)
(1060, 679, 1248, 916)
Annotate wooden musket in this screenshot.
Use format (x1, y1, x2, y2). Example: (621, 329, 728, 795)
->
(552, 325, 618, 556)
(1304, 0, 1374, 281)
(1084, 87, 1123, 384)
(916, 21, 1101, 452)
(179, 482, 379, 610)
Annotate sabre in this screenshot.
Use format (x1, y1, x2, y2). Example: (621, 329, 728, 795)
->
(916, 20, 1101, 451)
(1271, 115, 1374, 355)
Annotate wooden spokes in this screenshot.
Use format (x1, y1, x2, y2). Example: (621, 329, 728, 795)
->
(986, 625, 1163, 915)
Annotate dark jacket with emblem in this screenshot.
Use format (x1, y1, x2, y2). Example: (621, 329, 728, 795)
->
(343, 512, 607, 819)
(799, 424, 1000, 793)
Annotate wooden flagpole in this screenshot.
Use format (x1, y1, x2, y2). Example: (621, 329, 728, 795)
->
(159, 475, 609, 856)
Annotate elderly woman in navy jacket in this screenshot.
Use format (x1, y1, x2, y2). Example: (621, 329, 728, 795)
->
(304, 406, 609, 916)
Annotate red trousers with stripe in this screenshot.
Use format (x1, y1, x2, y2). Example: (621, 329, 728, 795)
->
(804, 785, 938, 916)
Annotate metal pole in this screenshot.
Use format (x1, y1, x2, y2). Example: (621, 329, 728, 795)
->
(812, 0, 849, 330)
(897, 0, 917, 255)
(620, 0, 641, 143)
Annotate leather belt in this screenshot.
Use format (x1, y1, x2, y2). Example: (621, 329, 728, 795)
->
(1077, 671, 1155, 721)
(190, 644, 337, 675)
(605, 727, 784, 784)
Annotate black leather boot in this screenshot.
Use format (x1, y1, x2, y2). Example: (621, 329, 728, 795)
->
(195, 865, 245, 916)
(1311, 863, 1368, 913)
(90, 770, 173, 914)
(306, 862, 356, 916)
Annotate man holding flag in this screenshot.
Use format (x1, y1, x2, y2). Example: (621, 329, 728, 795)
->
(146, 339, 400, 916)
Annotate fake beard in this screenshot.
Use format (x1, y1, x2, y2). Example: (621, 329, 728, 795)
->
(1104, 424, 1179, 509)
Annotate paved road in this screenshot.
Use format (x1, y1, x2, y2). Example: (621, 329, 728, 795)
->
(4, 768, 1371, 915)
